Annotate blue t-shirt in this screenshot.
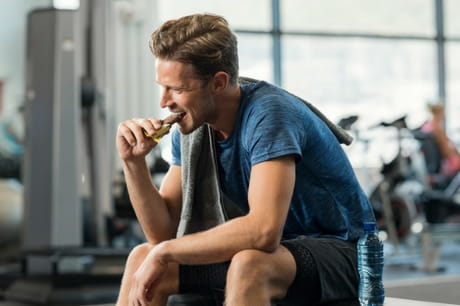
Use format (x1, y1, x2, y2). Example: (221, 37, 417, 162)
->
(171, 81, 374, 242)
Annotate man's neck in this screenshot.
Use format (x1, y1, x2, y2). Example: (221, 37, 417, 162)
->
(209, 84, 241, 141)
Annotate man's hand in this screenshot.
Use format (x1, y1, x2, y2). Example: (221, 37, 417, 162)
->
(116, 117, 164, 161)
(128, 244, 169, 306)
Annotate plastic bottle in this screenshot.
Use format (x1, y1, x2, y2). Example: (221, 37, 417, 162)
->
(357, 222, 385, 306)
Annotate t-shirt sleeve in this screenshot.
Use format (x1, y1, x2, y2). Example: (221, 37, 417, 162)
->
(244, 95, 306, 166)
(171, 128, 181, 166)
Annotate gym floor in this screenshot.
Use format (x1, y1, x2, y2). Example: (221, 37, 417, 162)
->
(0, 240, 459, 305)
(383, 240, 460, 305)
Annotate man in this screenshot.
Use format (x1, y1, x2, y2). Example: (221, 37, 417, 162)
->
(116, 13, 375, 306)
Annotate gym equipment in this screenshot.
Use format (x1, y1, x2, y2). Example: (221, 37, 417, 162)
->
(357, 116, 425, 250)
(22, 8, 82, 251)
(2, 7, 125, 305)
(346, 114, 460, 270)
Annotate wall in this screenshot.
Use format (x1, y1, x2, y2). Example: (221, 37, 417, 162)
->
(0, 0, 51, 119)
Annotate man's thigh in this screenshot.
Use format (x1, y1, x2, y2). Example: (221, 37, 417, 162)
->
(178, 245, 297, 301)
(177, 237, 358, 305)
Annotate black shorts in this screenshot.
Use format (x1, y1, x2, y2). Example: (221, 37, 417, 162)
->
(280, 236, 360, 305)
(179, 236, 359, 306)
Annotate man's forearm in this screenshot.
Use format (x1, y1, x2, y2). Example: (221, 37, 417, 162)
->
(151, 157, 295, 266)
(152, 214, 281, 266)
(123, 158, 177, 243)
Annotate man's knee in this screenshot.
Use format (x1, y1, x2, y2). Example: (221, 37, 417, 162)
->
(226, 247, 296, 302)
(123, 243, 179, 296)
(226, 249, 284, 304)
(227, 249, 272, 283)
(125, 242, 154, 267)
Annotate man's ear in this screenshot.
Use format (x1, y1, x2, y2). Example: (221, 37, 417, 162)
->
(211, 71, 229, 93)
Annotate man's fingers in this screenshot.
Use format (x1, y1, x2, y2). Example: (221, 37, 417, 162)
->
(117, 122, 136, 146)
(133, 118, 157, 136)
(126, 120, 149, 143)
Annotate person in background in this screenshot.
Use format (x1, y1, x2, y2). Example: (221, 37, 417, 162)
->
(115, 13, 374, 306)
(421, 102, 460, 177)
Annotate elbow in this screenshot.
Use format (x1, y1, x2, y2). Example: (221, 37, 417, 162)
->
(252, 227, 282, 253)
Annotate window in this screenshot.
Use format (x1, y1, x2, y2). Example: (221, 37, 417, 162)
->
(157, 0, 270, 30)
(445, 0, 460, 37)
(282, 37, 436, 128)
(238, 34, 273, 83)
(446, 42, 460, 143)
(281, 0, 435, 36)
(444, 0, 460, 144)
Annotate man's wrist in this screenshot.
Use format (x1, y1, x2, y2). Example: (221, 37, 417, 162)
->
(122, 157, 148, 170)
(152, 240, 174, 264)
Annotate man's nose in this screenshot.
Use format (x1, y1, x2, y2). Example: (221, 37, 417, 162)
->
(159, 88, 171, 108)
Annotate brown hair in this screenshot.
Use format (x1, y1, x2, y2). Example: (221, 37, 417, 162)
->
(149, 14, 239, 85)
(427, 103, 444, 115)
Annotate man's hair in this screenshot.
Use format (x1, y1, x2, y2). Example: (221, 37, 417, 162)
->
(149, 14, 239, 85)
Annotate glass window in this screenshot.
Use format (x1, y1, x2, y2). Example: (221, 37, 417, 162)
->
(157, 0, 271, 31)
(283, 36, 437, 166)
(446, 42, 460, 145)
(281, 0, 435, 37)
(238, 34, 273, 83)
(445, 0, 460, 37)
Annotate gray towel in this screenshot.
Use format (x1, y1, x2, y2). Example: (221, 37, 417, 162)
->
(177, 125, 243, 236)
(176, 78, 353, 237)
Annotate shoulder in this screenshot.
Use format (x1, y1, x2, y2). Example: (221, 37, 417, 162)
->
(239, 81, 314, 131)
(237, 82, 312, 163)
(240, 80, 287, 103)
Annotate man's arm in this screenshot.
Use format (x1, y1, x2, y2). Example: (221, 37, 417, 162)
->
(116, 116, 183, 244)
(123, 160, 182, 244)
(151, 154, 296, 264)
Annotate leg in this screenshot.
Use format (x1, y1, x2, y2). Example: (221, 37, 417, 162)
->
(116, 242, 179, 306)
(225, 246, 296, 306)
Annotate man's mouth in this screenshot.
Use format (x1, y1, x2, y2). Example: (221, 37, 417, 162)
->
(163, 112, 185, 125)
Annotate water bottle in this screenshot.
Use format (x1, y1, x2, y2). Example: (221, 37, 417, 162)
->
(357, 222, 385, 306)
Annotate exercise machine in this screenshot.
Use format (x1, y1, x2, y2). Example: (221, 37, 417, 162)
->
(2, 6, 125, 305)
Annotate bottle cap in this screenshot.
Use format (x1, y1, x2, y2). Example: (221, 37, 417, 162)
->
(363, 222, 377, 232)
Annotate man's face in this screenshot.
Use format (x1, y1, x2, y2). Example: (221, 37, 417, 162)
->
(155, 59, 214, 135)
